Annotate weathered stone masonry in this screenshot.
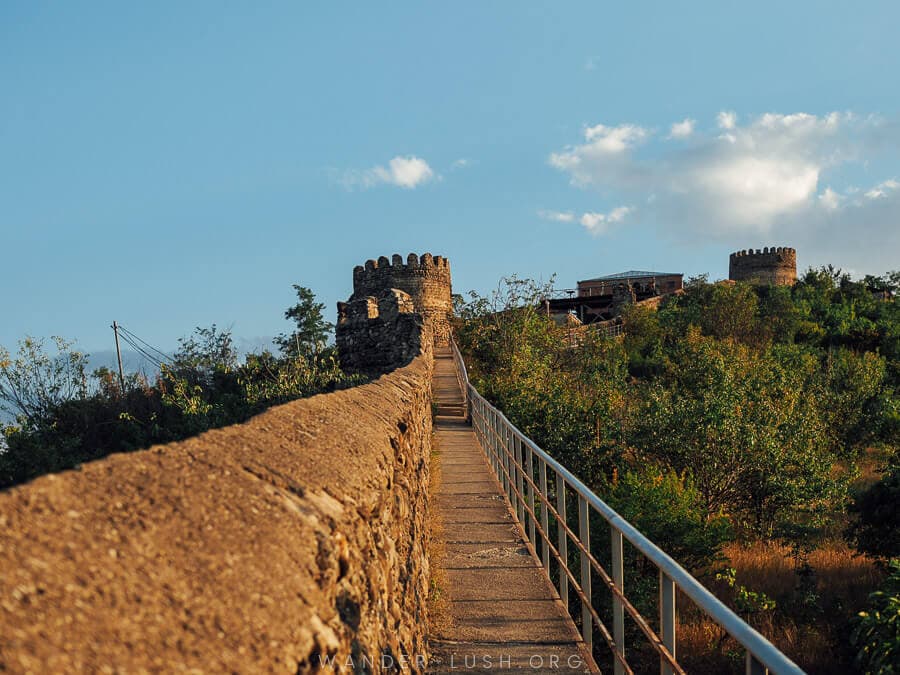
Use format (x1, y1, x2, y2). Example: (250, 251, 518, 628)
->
(336, 289, 424, 378)
(729, 247, 797, 286)
(0, 347, 434, 672)
(343, 253, 452, 350)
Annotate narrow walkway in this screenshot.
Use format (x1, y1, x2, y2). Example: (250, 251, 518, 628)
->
(428, 347, 596, 674)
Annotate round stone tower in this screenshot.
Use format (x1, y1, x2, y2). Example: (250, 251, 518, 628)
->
(729, 247, 797, 286)
(351, 253, 453, 345)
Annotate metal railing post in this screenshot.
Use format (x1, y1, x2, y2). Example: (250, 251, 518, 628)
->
(527, 445, 536, 548)
(746, 654, 767, 675)
(504, 427, 513, 505)
(505, 432, 514, 517)
(611, 528, 625, 675)
(496, 428, 511, 489)
(491, 411, 499, 471)
(578, 496, 592, 649)
(515, 436, 525, 523)
(540, 459, 549, 571)
(660, 571, 676, 675)
(556, 473, 568, 605)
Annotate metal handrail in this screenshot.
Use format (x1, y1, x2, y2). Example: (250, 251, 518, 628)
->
(447, 336, 468, 413)
(449, 336, 805, 675)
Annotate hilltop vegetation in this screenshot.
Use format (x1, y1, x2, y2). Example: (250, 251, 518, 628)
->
(0, 286, 361, 490)
(455, 268, 899, 674)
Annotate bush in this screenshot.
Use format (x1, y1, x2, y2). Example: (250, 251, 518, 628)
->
(849, 460, 900, 562)
(0, 287, 362, 490)
(603, 465, 733, 573)
(852, 559, 900, 674)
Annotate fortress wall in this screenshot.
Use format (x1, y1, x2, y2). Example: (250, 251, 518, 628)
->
(0, 347, 434, 672)
(336, 288, 424, 377)
(729, 247, 797, 286)
(350, 253, 452, 346)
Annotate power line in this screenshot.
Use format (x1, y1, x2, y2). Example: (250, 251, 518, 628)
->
(116, 333, 166, 370)
(116, 325, 174, 364)
(114, 330, 167, 370)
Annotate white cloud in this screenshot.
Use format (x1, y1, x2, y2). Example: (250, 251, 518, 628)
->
(540, 206, 633, 235)
(668, 118, 695, 139)
(579, 212, 606, 233)
(717, 111, 737, 130)
(538, 209, 575, 222)
(377, 156, 434, 188)
(578, 206, 632, 235)
(582, 123, 648, 152)
(337, 155, 436, 189)
(818, 187, 842, 211)
(450, 158, 473, 171)
(548, 111, 900, 273)
(580, 207, 632, 235)
(865, 178, 899, 199)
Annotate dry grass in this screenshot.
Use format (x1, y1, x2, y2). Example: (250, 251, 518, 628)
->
(425, 434, 452, 634)
(673, 540, 884, 674)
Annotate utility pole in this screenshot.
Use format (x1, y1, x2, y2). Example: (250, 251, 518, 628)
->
(112, 321, 125, 392)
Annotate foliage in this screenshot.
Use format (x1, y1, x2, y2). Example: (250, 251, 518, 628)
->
(0, 286, 360, 490)
(169, 324, 239, 386)
(848, 459, 900, 562)
(274, 285, 333, 358)
(851, 559, 900, 674)
(0, 336, 89, 426)
(604, 466, 733, 572)
(455, 275, 631, 482)
(714, 566, 777, 618)
(456, 267, 899, 558)
(631, 329, 842, 535)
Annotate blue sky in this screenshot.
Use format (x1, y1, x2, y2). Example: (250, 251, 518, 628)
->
(2, 1, 899, 357)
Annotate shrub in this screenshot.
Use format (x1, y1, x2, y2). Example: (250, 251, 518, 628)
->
(603, 466, 733, 573)
(848, 460, 900, 562)
(851, 559, 900, 674)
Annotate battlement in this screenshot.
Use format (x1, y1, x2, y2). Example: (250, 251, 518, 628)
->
(729, 246, 797, 286)
(729, 247, 796, 259)
(354, 252, 450, 274)
(352, 253, 451, 294)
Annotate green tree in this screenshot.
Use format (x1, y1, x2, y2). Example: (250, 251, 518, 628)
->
(170, 324, 239, 383)
(700, 282, 759, 343)
(275, 285, 333, 358)
(0, 336, 89, 427)
(604, 465, 733, 572)
(632, 329, 839, 535)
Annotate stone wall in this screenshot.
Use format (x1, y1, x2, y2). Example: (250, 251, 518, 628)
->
(0, 349, 434, 673)
(336, 288, 424, 377)
(729, 247, 797, 286)
(350, 253, 452, 346)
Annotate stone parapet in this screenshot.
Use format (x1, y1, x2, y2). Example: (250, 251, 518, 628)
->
(336, 288, 424, 377)
(0, 349, 434, 673)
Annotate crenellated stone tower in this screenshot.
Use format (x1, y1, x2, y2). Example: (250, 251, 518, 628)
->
(729, 247, 797, 286)
(336, 252, 452, 375)
(350, 253, 452, 345)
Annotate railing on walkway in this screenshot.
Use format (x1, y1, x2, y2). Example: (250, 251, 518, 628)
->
(448, 338, 468, 414)
(449, 337, 805, 675)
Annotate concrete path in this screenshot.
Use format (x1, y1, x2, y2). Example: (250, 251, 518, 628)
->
(427, 347, 597, 674)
